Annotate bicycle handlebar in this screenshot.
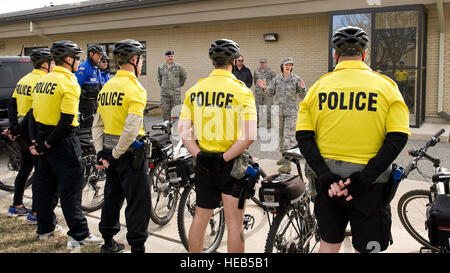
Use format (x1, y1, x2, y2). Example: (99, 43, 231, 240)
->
(424, 128, 445, 151)
(143, 105, 160, 114)
(403, 129, 445, 178)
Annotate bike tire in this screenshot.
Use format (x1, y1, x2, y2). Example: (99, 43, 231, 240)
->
(177, 183, 225, 253)
(397, 189, 439, 252)
(0, 140, 33, 192)
(80, 152, 105, 213)
(264, 203, 317, 253)
(81, 171, 106, 213)
(149, 161, 179, 226)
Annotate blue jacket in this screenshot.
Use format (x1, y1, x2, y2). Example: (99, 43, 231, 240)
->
(100, 70, 111, 88)
(75, 59, 101, 99)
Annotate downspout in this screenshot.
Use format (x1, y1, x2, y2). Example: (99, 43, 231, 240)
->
(437, 0, 450, 120)
(30, 21, 52, 42)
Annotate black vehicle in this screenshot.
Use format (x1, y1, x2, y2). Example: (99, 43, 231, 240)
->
(0, 56, 33, 118)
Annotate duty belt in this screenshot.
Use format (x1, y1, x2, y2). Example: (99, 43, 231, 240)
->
(37, 122, 78, 138)
(103, 134, 138, 152)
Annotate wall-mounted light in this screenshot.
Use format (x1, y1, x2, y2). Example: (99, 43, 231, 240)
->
(264, 33, 278, 42)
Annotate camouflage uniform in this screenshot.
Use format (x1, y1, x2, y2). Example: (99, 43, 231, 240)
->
(267, 73, 307, 153)
(157, 62, 187, 120)
(254, 66, 276, 127)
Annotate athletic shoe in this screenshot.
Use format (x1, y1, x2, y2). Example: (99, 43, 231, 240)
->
(67, 234, 102, 249)
(7, 205, 31, 217)
(100, 239, 125, 253)
(25, 213, 37, 224)
(38, 225, 63, 240)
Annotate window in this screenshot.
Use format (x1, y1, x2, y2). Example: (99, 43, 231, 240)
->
(329, 5, 426, 127)
(87, 41, 147, 75)
(24, 46, 48, 56)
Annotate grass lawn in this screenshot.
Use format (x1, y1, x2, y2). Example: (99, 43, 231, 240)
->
(0, 214, 100, 253)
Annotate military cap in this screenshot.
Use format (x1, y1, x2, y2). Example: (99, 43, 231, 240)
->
(281, 57, 294, 65)
(259, 58, 267, 63)
(165, 50, 174, 56)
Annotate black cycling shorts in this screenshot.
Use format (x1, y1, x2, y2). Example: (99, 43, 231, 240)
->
(194, 159, 242, 209)
(314, 183, 392, 253)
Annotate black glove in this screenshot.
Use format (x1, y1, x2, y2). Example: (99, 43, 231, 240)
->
(344, 171, 372, 198)
(34, 140, 49, 154)
(9, 126, 19, 137)
(196, 151, 226, 172)
(97, 149, 116, 166)
(316, 171, 343, 196)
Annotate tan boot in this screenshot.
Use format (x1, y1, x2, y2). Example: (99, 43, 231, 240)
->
(276, 158, 286, 165)
(278, 162, 291, 173)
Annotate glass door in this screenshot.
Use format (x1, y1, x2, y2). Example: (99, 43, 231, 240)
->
(330, 5, 426, 127)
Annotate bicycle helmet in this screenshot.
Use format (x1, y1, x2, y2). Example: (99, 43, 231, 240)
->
(88, 44, 104, 54)
(208, 39, 240, 66)
(113, 39, 146, 64)
(101, 52, 109, 61)
(30, 48, 53, 70)
(50, 40, 83, 62)
(332, 26, 369, 56)
(113, 39, 146, 76)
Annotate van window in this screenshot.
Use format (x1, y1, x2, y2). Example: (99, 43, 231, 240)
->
(0, 62, 33, 88)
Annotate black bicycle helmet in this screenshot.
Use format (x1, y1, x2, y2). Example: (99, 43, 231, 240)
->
(332, 26, 369, 56)
(88, 44, 104, 54)
(50, 40, 83, 62)
(101, 52, 109, 61)
(209, 39, 240, 65)
(113, 39, 146, 64)
(30, 48, 52, 69)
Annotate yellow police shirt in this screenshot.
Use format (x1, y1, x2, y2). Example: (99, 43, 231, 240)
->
(12, 69, 46, 117)
(394, 70, 409, 82)
(179, 69, 257, 153)
(296, 60, 410, 165)
(97, 70, 147, 137)
(32, 66, 80, 127)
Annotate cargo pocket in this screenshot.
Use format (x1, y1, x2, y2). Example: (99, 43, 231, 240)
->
(380, 204, 393, 250)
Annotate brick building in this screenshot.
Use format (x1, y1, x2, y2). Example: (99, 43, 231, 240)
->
(0, 0, 449, 127)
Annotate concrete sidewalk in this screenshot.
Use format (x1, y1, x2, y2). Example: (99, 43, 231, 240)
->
(0, 158, 430, 253)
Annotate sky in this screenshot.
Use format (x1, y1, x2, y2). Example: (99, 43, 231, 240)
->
(0, 0, 90, 14)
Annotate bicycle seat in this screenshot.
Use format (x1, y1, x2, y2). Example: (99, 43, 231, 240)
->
(432, 167, 450, 182)
(282, 147, 304, 161)
(151, 120, 170, 131)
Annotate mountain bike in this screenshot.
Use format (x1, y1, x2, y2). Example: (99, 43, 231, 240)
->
(77, 127, 106, 212)
(145, 107, 179, 226)
(263, 146, 320, 253)
(397, 128, 449, 253)
(0, 118, 33, 192)
(176, 154, 267, 253)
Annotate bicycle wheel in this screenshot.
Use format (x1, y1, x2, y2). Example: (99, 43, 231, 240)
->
(81, 169, 106, 213)
(264, 201, 319, 253)
(177, 183, 225, 253)
(0, 140, 33, 192)
(149, 161, 179, 225)
(397, 189, 439, 252)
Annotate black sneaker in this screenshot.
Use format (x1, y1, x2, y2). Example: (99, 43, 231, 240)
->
(100, 239, 125, 253)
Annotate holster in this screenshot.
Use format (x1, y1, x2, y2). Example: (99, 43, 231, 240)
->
(131, 146, 145, 170)
(383, 163, 404, 205)
(131, 138, 150, 170)
(234, 177, 258, 210)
